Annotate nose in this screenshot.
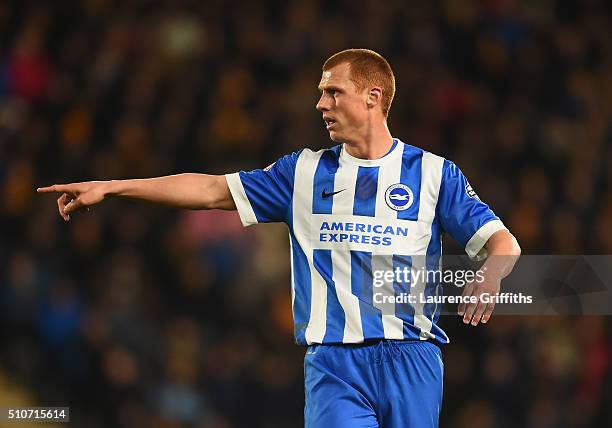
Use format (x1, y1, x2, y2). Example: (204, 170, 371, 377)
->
(316, 93, 329, 112)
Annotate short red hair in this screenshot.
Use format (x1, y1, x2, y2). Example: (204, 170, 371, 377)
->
(323, 49, 396, 118)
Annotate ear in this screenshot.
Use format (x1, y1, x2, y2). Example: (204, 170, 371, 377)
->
(366, 87, 383, 109)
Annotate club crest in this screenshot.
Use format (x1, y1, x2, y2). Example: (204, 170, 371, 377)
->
(385, 184, 414, 211)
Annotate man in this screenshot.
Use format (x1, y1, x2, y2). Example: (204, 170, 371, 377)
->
(39, 49, 521, 427)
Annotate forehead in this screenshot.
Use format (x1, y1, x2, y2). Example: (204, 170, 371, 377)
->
(318, 63, 353, 90)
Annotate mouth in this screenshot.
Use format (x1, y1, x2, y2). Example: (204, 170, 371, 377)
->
(324, 118, 337, 130)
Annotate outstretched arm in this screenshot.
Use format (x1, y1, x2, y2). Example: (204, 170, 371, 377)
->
(37, 174, 236, 221)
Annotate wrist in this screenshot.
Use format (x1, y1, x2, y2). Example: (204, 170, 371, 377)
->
(480, 262, 506, 283)
(103, 180, 122, 197)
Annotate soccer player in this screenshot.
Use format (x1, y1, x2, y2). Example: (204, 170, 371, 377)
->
(38, 49, 521, 428)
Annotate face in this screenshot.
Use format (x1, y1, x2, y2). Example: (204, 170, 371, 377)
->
(316, 63, 370, 143)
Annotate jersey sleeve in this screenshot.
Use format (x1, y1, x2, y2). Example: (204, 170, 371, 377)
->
(437, 160, 508, 260)
(225, 151, 301, 226)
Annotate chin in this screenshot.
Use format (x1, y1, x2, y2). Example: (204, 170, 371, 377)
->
(328, 130, 344, 143)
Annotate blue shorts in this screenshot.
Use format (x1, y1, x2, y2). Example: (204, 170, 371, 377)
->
(304, 340, 443, 428)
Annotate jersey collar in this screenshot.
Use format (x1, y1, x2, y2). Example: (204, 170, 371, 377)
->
(340, 138, 404, 167)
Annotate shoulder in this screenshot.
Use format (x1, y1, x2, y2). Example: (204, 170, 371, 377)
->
(294, 144, 342, 163)
(403, 143, 448, 173)
(401, 142, 447, 163)
(268, 149, 305, 169)
(267, 145, 340, 174)
(301, 144, 342, 157)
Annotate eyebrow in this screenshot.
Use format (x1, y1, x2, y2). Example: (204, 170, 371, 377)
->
(318, 85, 342, 93)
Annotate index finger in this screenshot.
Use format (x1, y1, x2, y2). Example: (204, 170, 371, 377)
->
(37, 184, 69, 193)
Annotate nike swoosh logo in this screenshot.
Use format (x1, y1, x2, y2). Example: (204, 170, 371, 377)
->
(321, 189, 346, 198)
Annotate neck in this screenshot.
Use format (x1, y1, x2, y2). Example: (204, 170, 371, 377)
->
(343, 121, 394, 160)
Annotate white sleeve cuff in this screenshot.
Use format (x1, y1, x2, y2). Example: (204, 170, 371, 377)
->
(465, 219, 508, 260)
(225, 173, 258, 227)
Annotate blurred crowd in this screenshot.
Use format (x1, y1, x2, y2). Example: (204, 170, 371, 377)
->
(1, 0, 611, 427)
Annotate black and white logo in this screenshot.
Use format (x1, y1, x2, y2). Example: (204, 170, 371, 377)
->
(321, 189, 345, 198)
(465, 183, 480, 200)
(385, 184, 414, 211)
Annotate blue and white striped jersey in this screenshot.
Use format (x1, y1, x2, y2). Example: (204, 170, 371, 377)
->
(226, 139, 506, 346)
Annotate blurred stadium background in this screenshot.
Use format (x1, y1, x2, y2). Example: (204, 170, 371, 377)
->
(1, 0, 611, 427)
